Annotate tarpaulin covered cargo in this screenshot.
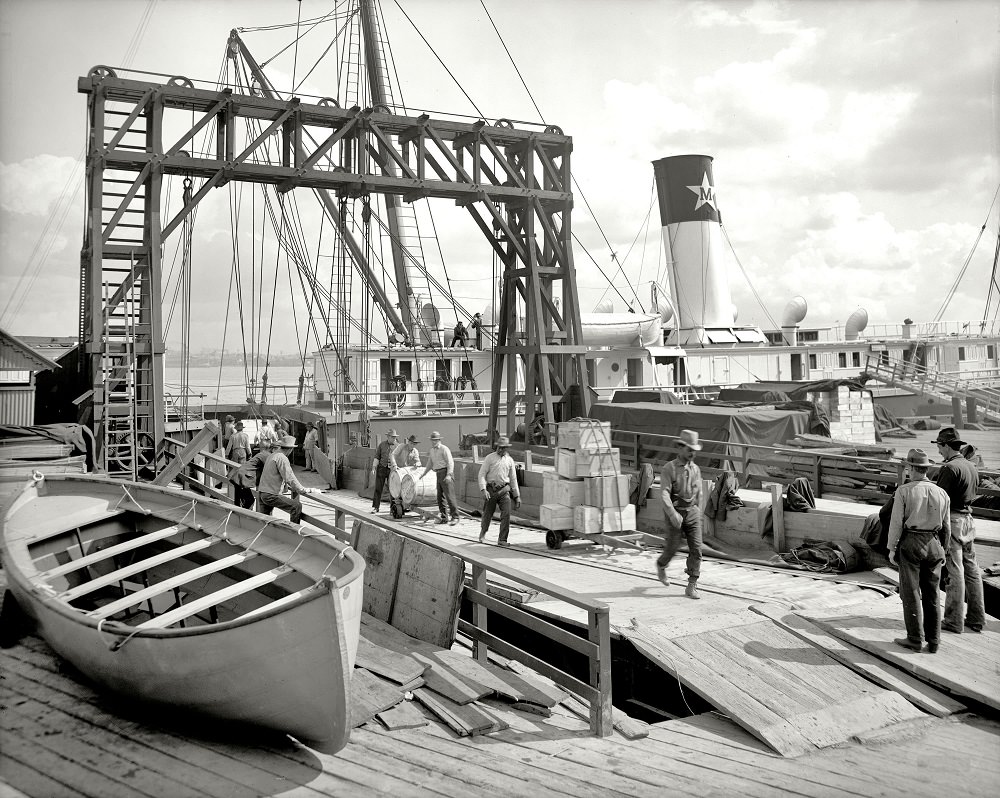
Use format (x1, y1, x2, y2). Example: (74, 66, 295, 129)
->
(589, 401, 810, 473)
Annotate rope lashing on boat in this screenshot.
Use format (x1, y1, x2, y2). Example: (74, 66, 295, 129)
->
(31, 470, 44, 483)
(212, 509, 235, 542)
(97, 618, 143, 653)
(115, 485, 151, 515)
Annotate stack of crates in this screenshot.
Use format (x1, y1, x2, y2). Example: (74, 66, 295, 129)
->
(540, 419, 636, 535)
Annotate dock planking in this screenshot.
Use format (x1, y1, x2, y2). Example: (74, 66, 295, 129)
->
(3, 627, 1000, 797)
(798, 599, 1000, 712)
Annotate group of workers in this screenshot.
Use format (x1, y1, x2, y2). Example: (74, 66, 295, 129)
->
(369, 428, 520, 545)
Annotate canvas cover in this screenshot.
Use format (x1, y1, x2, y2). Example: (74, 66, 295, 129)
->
(589, 401, 810, 472)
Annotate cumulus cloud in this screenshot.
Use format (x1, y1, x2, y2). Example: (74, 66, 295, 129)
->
(0, 155, 81, 216)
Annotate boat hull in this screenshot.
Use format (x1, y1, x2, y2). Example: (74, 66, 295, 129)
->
(0, 474, 365, 754)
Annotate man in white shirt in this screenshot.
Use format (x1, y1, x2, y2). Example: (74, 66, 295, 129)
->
(303, 422, 320, 472)
(657, 429, 704, 599)
(477, 436, 520, 546)
(421, 431, 458, 525)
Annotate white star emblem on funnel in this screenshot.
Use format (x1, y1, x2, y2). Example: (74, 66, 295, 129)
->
(686, 172, 717, 211)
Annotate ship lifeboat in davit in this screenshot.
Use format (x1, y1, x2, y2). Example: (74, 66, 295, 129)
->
(580, 312, 663, 347)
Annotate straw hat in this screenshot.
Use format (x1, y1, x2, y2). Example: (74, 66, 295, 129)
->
(277, 435, 297, 449)
(496, 436, 511, 448)
(430, 431, 442, 441)
(906, 448, 931, 467)
(677, 429, 702, 451)
(386, 428, 399, 438)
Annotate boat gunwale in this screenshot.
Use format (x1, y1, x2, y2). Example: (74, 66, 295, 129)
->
(0, 473, 365, 639)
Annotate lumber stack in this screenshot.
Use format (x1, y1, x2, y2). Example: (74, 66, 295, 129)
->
(541, 419, 637, 537)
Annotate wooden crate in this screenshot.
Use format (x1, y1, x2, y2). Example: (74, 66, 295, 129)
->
(584, 474, 630, 508)
(543, 471, 586, 505)
(556, 419, 613, 452)
(555, 447, 620, 479)
(540, 503, 575, 531)
(573, 504, 636, 534)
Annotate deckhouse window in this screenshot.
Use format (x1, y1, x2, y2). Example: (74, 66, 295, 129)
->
(958, 347, 966, 361)
(851, 352, 860, 368)
(838, 352, 847, 368)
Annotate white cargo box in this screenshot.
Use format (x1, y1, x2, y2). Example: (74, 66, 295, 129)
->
(557, 419, 613, 452)
(542, 470, 586, 506)
(584, 474, 631, 508)
(573, 504, 637, 534)
(555, 447, 620, 479)
(540, 503, 575, 531)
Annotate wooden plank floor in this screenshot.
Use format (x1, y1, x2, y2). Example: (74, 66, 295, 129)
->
(3, 630, 999, 797)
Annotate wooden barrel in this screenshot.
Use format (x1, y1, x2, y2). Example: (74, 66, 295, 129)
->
(390, 466, 436, 506)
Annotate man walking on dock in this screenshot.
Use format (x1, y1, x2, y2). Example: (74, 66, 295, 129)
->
(422, 431, 458, 525)
(887, 448, 950, 653)
(932, 428, 986, 634)
(657, 430, 704, 599)
(477, 436, 521, 546)
(369, 429, 400, 513)
(257, 435, 315, 523)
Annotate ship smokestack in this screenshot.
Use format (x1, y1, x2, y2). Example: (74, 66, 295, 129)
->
(653, 155, 735, 344)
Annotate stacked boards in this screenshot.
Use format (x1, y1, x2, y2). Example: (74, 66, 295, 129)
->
(540, 419, 638, 549)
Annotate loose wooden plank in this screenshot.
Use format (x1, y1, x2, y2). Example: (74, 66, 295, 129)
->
(354, 636, 427, 685)
(349, 667, 404, 729)
(561, 693, 649, 740)
(376, 700, 429, 730)
(625, 620, 814, 757)
(751, 604, 965, 717)
(390, 537, 464, 648)
(411, 688, 497, 736)
(352, 522, 404, 622)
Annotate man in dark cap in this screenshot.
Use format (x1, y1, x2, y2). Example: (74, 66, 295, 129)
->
(477, 436, 521, 546)
(887, 449, 950, 653)
(932, 427, 985, 633)
(369, 428, 400, 513)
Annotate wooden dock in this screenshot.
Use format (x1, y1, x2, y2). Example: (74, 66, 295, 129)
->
(4, 473, 1000, 796)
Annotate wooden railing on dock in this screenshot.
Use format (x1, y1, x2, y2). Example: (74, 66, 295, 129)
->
(611, 428, 1000, 520)
(158, 437, 615, 737)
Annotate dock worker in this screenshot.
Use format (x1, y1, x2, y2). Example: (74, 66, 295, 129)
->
(887, 448, 950, 653)
(257, 435, 315, 523)
(470, 312, 484, 350)
(369, 428, 400, 513)
(421, 431, 458, 525)
(222, 414, 236, 450)
(393, 433, 422, 468)
(450, 319, 468, 348)
(230, 441, 274, 510)
(477, 435, 521, 546)
(303, 422, 320, 472)
(932, 428, 986, 634)
(256, 419, 278, 451)
(657, 429, 704, 599)
(226, 420, 251, 465)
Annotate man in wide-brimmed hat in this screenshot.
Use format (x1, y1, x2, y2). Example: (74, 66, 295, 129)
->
(887, 448, 951, 653)
(656, 429, 704, 599)
(477, 435, 521, 546)
(931, 427, 985, 633)
(226, 420, 251, 466)
(393, 434, 422, 468)
(369, 428, 400, 513)
(421, 431, 458, 524)
(257, 435, 315, 523)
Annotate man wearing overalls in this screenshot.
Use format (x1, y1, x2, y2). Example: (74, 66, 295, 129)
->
(657, 429, 704, 599)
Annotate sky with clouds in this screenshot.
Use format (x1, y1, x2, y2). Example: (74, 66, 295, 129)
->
(0, 0, 997, 357)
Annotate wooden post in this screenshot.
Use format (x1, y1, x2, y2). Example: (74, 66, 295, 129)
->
(471, 564, 488, 663)
(813, 457, 823, 498)
(588, 606, 613, 737)
(770, 483, 786, 553)
(951, 396, 964, 429)
(966, 396, 979, 424)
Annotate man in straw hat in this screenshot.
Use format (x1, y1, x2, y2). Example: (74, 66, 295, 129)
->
(477, 436, 521, 546)
(369, 428, 400, 513)
(421, 431, 458, 525)
(257, 435, 315, 523)
(887, 448, 951, 653)
(657, 429, 704, 599)
(932, 427, 985, 633)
